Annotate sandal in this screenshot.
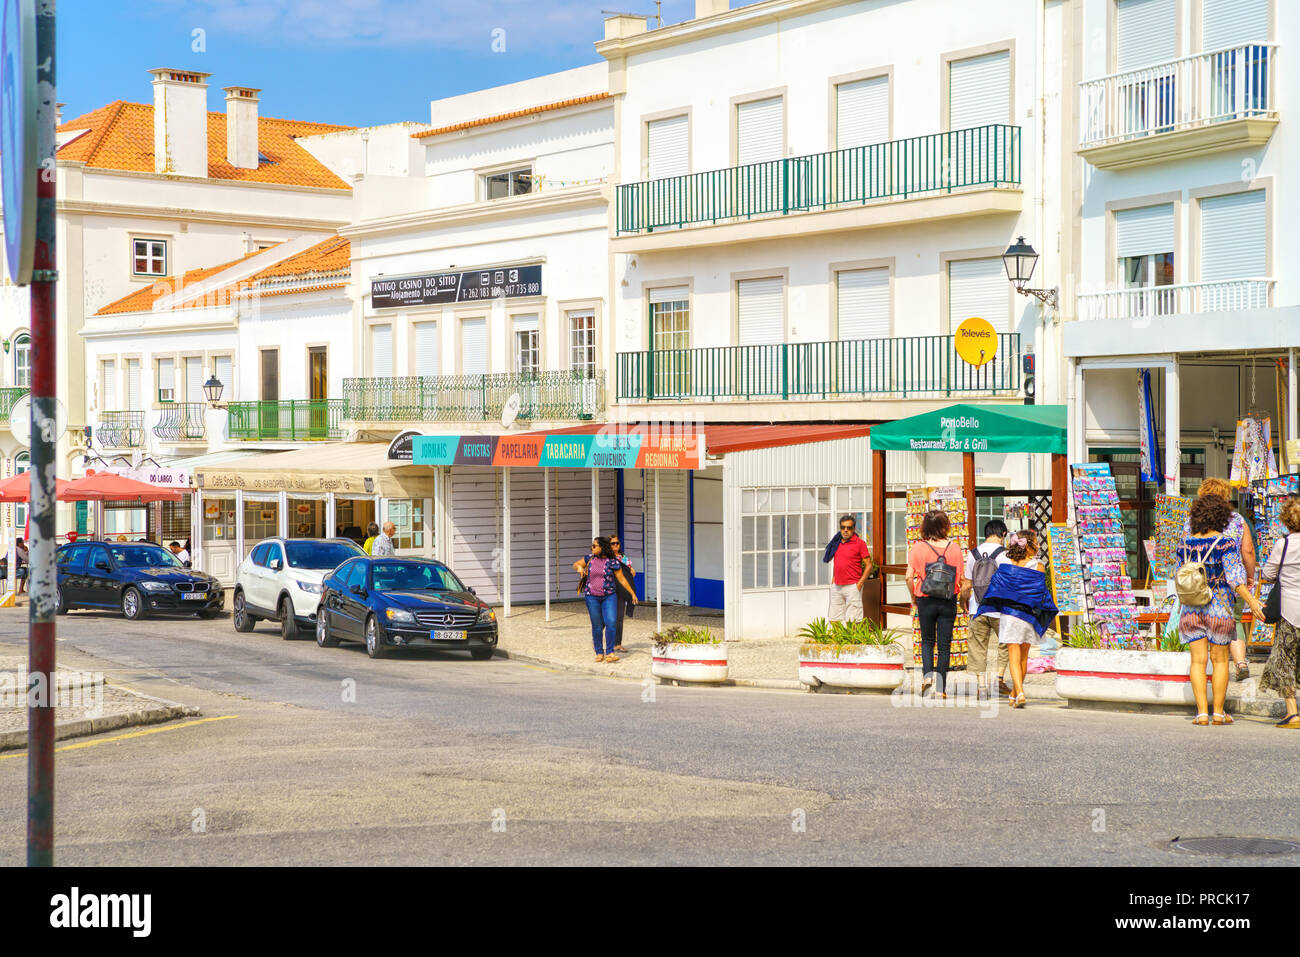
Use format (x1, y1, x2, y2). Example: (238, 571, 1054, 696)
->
(920, 678, 934, 696)
(594, 654, 605, 663)
(1212, 712, 1234, 725)
(604, 654, 620, 663)
(1013, 693, 1026, 709)
(1275, 714, 1300, 729)
(1193, 713, 1209, 726)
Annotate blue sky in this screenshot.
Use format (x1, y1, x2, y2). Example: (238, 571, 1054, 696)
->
(58, 0, 702, 127)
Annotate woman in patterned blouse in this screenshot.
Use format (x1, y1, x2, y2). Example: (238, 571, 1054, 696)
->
(1176, 495, 1265, 726)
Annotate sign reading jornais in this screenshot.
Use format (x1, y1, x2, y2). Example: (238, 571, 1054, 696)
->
(371, 265, 542, 308)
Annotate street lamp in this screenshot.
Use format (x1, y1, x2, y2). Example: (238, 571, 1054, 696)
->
(1002, 236, 1058, 309)
(202, 374, 225, 406)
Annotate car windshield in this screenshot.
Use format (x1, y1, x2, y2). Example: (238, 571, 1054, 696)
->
(285, 540, 364, 569)
(370, 562, 463, 593)
(109, 545, 181, 568)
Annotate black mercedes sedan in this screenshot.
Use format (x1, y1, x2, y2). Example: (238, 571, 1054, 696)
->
(314, 557, 497, 660)
(56, 540, 224, 620)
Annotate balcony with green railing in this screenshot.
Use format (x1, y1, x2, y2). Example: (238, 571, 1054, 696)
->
(343, 371, 605, 423)
(0, 387, 28, 423)
(616, 334, 1021, 402)
(152, 402, 207, 442)
(96, 411, 146, 448)
(616, 124, 1021, 236)
(226, 399, 346, 441)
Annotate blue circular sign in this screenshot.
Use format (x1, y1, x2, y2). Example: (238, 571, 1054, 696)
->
(1, 0, 37, 285)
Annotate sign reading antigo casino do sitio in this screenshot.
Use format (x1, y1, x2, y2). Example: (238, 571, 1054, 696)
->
(370, 265, 542, 309)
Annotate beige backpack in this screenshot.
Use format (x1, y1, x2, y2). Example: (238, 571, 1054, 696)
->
(1174, 534, 1224, 606)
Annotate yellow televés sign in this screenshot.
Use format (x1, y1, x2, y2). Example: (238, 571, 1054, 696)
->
(954, 317, 998, 367)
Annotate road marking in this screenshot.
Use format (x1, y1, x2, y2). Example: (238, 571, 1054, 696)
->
(0, 714, 238, 761)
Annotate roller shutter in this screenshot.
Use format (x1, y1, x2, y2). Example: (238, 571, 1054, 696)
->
(736, 276, 784, 345)
(1115, 203, 1175, 258)
(948, 258, 1009, 332)
(1116, 0, 1177, 70)
(837, 76, 889, 148)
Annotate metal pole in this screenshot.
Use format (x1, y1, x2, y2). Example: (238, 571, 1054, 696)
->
(591, 468, 599, 538)
(27, 0, 57, 868)
(502, 467, 511, 618)
(543, 468, 550, 623)
(654, 468, 662, 633)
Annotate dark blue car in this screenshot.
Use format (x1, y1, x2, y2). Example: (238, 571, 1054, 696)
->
(315, 557, 497, 660)
(56, 540, 224, 620)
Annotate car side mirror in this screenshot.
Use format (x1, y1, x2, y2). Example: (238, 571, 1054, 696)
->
(468, 586, 476, 595)
(269, 558, 282, 571)
(95, 561, 110, 571)
(349, 584, 366, 597)
(183, 561, 192, 568)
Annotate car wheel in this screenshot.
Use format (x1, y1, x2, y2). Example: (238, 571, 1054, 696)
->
(316, 607, 338, 648)
(56, 585, 68, 615)
(365, 615, 386, 659)
(232, 589, 256, 633)
(279, 597, 298, 640)
(121, 587, 147, 621)
(470, 646, 495, 661)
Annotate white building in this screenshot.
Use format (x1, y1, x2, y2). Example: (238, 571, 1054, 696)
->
(1065, 0, 1299, 581)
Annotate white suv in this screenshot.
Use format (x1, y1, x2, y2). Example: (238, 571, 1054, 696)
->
(233, 538, 365, 639)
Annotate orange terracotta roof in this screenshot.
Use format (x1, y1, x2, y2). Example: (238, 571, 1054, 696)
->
(412, 92, 610, 139)
(93, 237, 350, 316)
(58, 100, 353, 190)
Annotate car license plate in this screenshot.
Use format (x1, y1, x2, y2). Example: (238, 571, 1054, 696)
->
(182, 592, 206, 601)
(432, 629, 466, 641)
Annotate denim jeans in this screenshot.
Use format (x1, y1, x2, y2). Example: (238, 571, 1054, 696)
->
(916, 595, 957, 691)
(586, 592, 619, 654)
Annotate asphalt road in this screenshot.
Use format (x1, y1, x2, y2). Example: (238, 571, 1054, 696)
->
(1, 607, 1297, 866)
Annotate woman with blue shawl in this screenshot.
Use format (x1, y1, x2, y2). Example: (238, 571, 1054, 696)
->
(975, 529, 1057, 709)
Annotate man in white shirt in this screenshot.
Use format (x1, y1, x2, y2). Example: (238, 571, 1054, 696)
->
(962, 519, 1013, 700)
(372, 522, 397, 558)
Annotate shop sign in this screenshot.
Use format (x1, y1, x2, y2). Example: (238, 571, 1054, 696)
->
(371, 265, 542, 309)
(953, 317, 998, 367)
(109, 467, 191, 489)
(386, 430, 420, 462)
(411, 431, 702, 469)
(195, 471, 375, 494)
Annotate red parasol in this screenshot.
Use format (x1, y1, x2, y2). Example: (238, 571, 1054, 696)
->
(61, 471, 183, 502)
(0, 473, 74, 502)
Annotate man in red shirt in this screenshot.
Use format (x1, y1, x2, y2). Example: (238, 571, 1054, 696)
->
(827, 514, 873, 622)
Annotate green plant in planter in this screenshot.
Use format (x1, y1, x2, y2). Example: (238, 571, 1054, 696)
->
(652, 624, 720, 647)
(1065, 622, 1104, 649)
(1159, 627, 1188, 653)
(798, 617, 904, 656)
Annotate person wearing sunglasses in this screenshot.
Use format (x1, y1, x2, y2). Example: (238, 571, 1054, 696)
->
(822, 514, 873, 622)
(572, 536, 637, 663)
(608, 534, 637, 653)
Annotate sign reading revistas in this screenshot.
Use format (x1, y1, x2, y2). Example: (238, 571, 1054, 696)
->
(371, 265, 542, 308)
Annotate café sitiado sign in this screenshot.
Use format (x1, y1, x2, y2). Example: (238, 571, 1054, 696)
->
(954, 317, 998, 367)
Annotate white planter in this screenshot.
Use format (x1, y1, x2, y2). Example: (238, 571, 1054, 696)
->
(798, 642, 906, 691)
(1055, 647, 1206, 707)
(651, 642, 728, 683)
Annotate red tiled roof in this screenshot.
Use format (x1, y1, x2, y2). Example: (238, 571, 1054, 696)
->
(58, 100, 353, 189)
(93, 249, 267, 315)
(411, 92, 610, 139)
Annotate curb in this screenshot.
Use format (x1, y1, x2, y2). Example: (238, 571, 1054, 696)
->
(0, 685, 201, 752)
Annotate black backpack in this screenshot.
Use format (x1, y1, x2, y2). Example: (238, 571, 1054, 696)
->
(920, 542, 957, 600)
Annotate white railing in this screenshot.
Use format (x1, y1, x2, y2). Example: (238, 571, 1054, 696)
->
(1077, 278, 1274, 321)
(1080, 43, 1277, 148)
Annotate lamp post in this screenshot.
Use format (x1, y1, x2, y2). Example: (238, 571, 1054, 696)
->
(1002, 236, 1058, 310)
(202, 374, 225, 407)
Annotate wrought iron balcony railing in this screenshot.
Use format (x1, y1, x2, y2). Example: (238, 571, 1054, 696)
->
(343, 371, 604, 423)
(226, 399, 346, 441)
(1077, 278, 1274, 321)
(97, 411, 146, 449)
(616, 334, 1021, 401)
(616, 124, 1021, 235)
(152, 402, 207, 442)
(0, 387, 28, 423)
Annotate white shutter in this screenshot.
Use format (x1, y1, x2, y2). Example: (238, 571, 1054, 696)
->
(1203, 0, 1268, 50)
(1115, 203, 1175, 258)
(461, 318, 487, 374)
(643, 469, 690, 605)
(451, 467, 502, 603)
(736, 277, 784, 345)
(649, 285, 688, 305)
(949, 51, 1010, 129)
(513, 313, 538, 333)
(125, 359, 141, 410)
(185, 357, 202, 403)
(413, 322, 439, 376)
(156, 358, 175, 401)
(647, 114, 689, 180)
(736, 96, 783, 165)
(371, 324, 393, 377)
(101, 361, 116, 408)
(1116, 0, 1177, 70)
(837, 76, 889, 148)
(837, 267, 890, 339)
(948, 258, 1010, 332)
(214, 357, 232, 400)
(1201, 190, 1266, 280)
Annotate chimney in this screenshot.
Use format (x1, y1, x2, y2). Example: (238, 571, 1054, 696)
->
(223, 86, 261, 170)
(695, 0, 729, 17)
(603, 14, 647, 40)
(149, 68, 211, 178)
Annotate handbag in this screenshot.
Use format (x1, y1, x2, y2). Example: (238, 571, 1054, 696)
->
(1262, 535, 1290, 625)
(919, 542, 957, 600)
(1174, 534, 1224, 607)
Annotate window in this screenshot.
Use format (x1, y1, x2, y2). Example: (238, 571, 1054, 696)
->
(184, 357, 203, 403)
(250, 542, 271, 567)
(14, 451, 29, 530)
(568, 310, 596, 376)
(370, 324, 393, 378)
(132, 238, 167, 277)
(461, 318, 487, 375)
(1116, 203, 1175, 314)
(836, 75, 889, 149)
(736, 96, 783, 166)
(13, 334, 30, 388)
(202, 496, 235, 543)
(646, 115, 689, 180)
(124, 358, 142, 410)
(213, 356, 233, 400)
(735, 276, 784, 346)
(156, 357, 175, 402)
(837, 267, 890, 339)
(99, 359, 116, 409)
(482, 167, 532, 200)
(740, 485, 870, 590)
(413, 322, 439, 377)
(649, 286, 690, 397)
(513, 314, 539, 375)
(386, 499, 425, 550)
(948, 50, 1011, 129)
(346, 560, 369, 591)
(948, 257, 1010, 332)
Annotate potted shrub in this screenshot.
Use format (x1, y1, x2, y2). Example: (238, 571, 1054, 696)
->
(651, 625, 727, 684)
(797, 617, 907, 692)
(1054, 620, 1203, 708)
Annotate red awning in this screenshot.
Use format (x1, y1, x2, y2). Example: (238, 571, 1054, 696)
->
(522, 422, 871, 457)
(61, 471, 183, 502)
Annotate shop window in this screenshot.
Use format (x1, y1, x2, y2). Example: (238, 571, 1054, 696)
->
(243, 500, 279, 545)
(740, 485, 870, 591)
(386, 499, 424, 550)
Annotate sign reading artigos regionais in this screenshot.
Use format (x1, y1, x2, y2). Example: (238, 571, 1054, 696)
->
(953, 317, 998, 368)
(371, 265, 542, 308)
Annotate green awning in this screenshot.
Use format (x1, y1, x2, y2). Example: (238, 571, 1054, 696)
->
(870, 403, 1067, 455)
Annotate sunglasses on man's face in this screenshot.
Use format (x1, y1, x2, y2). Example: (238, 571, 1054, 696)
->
(840, 524, 855, 531)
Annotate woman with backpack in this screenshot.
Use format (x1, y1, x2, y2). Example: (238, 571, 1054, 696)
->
(976, 529, 1057, 709)
(907, 510, 965, 697)
(1258, 497, 1300, 728)
(1175, 495, 1265, 726)
(1184, 478, 1257, 681)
